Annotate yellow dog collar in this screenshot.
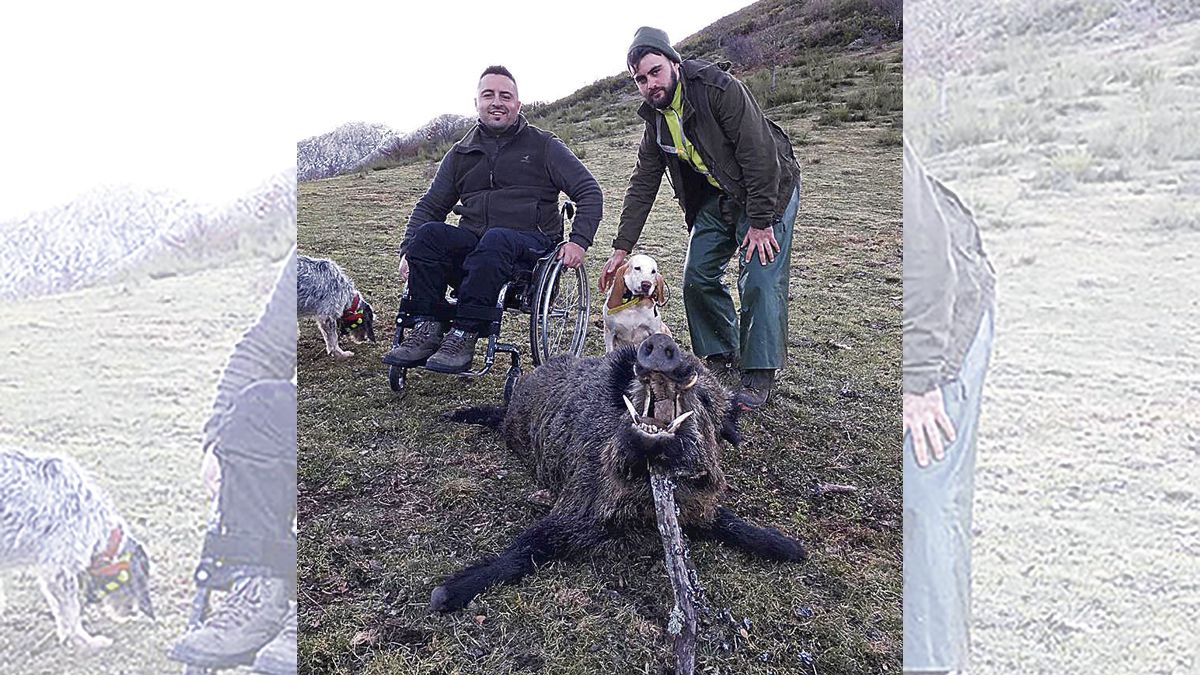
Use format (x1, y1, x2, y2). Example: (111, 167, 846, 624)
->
(608, 296, 645, 314)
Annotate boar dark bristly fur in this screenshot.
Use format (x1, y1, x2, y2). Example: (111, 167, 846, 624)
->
(432, 334, 806, 613)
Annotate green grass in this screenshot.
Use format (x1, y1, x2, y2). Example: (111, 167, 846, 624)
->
(298, 104, 901, 673)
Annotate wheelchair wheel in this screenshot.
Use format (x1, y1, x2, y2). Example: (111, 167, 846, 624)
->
(387, 322, 407, 394)
(503, 365, 521, 404)
(529, 257, 589, 366)
(388, 365, 407, 394)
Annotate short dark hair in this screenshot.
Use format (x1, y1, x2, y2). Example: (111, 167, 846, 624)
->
(480, 65, 517, 89)
(627, 46, 675, 71)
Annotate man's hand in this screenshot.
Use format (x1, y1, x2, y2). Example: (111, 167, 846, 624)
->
(741, 226, 781, 265)
(599, 248, 628, 291)
(903, 389, 957, 468)
(557, 242, 586, 269)
(398, 255, 409, 282)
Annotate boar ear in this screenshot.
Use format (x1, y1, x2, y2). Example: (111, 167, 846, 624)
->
(721, 402, 743, 447)
(654, 275, 666, 305)
(608, 263, 630, 309)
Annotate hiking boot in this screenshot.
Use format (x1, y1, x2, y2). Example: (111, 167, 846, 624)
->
(735, 369, 775, 410)
(382, 320, 445, 367)
(704, 351, 741, 389)
(169, 576, 290, 669)
(252, 602, 297, 675)
(425, 328, 479, 374)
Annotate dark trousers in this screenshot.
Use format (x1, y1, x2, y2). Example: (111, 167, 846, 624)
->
(402, 222, 554, 334)
(683, 186, 799, 369)
(211, 379, 296, 576)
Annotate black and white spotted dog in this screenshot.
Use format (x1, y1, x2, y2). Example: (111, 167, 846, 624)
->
(297, 254, 376, 360)
(0, 446, 154, 650)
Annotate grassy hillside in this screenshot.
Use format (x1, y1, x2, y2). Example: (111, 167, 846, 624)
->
(366, 0, 902, 172)
(296, 1, 902, 672)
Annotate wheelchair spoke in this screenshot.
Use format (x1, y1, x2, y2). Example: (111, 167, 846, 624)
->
(549, 292, 577, 316)
(530, 254, 590, 363)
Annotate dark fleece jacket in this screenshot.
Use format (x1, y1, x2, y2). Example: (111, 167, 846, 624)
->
(400, 114, 602, 256)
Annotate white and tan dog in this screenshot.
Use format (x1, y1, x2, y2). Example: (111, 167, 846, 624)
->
(602, 253, 671, 352)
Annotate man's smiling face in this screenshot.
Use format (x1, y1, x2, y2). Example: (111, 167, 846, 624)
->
(476, 73, 520, 132)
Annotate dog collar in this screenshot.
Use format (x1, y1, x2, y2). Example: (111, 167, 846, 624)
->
(340, 294, 364, 327)
(609, 290, 649, 315)
(84, 527, 132, 602)
(89, 527, 124, 574)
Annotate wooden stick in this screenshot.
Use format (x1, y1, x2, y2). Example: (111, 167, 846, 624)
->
(30, 628, 57, 655)
(649, 464, 699, 675)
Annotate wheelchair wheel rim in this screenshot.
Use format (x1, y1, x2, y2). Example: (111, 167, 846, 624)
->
(534, 258, 589, 363)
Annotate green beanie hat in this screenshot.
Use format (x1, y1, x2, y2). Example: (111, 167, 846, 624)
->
(627, 26, 682, 69)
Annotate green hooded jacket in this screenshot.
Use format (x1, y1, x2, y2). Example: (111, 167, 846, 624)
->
(614, 59, 801, 251)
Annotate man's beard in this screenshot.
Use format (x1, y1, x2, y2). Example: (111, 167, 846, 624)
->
(647, 71, 679, 110)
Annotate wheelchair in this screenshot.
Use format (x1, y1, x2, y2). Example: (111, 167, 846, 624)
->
(388, 202, 591, 402)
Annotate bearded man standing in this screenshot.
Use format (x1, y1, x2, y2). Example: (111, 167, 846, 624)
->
(600, 27, 802, 409)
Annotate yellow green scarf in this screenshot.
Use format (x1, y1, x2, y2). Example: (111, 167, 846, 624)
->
(661, 82, 721, 189)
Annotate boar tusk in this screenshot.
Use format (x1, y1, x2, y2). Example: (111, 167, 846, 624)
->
(623, 395, 639, 421)
(666, 410, 695, 433)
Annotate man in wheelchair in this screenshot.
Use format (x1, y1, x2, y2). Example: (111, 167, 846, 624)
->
(383, 65, 602, 374)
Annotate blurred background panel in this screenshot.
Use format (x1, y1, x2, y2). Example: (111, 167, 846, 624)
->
(904, 2, 1200, 673)
(0, 3, 295, 672)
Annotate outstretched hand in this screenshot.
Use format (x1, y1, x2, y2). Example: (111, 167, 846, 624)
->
(903, 389, 957, 468)
(599, 249, 628, 291)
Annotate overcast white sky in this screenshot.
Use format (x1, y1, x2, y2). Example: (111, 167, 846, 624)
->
(289, 1, 754, 139)
(0, 1, 751, 221)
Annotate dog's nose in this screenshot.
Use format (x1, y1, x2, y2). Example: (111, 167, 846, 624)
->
(637, 334, 683, 372)
(640, 280, 653, 294)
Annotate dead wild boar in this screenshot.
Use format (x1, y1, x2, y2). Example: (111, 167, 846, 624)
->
(431, 333, 805, 612)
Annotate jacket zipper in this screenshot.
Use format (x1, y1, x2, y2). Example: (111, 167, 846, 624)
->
(484, 134, 512, 228)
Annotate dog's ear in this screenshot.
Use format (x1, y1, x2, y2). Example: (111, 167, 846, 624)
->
(363, 302, 377, 342)
(129, 541, 155, 620)
(608, 263, 630, 309)
(654, 274, 666, 305)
